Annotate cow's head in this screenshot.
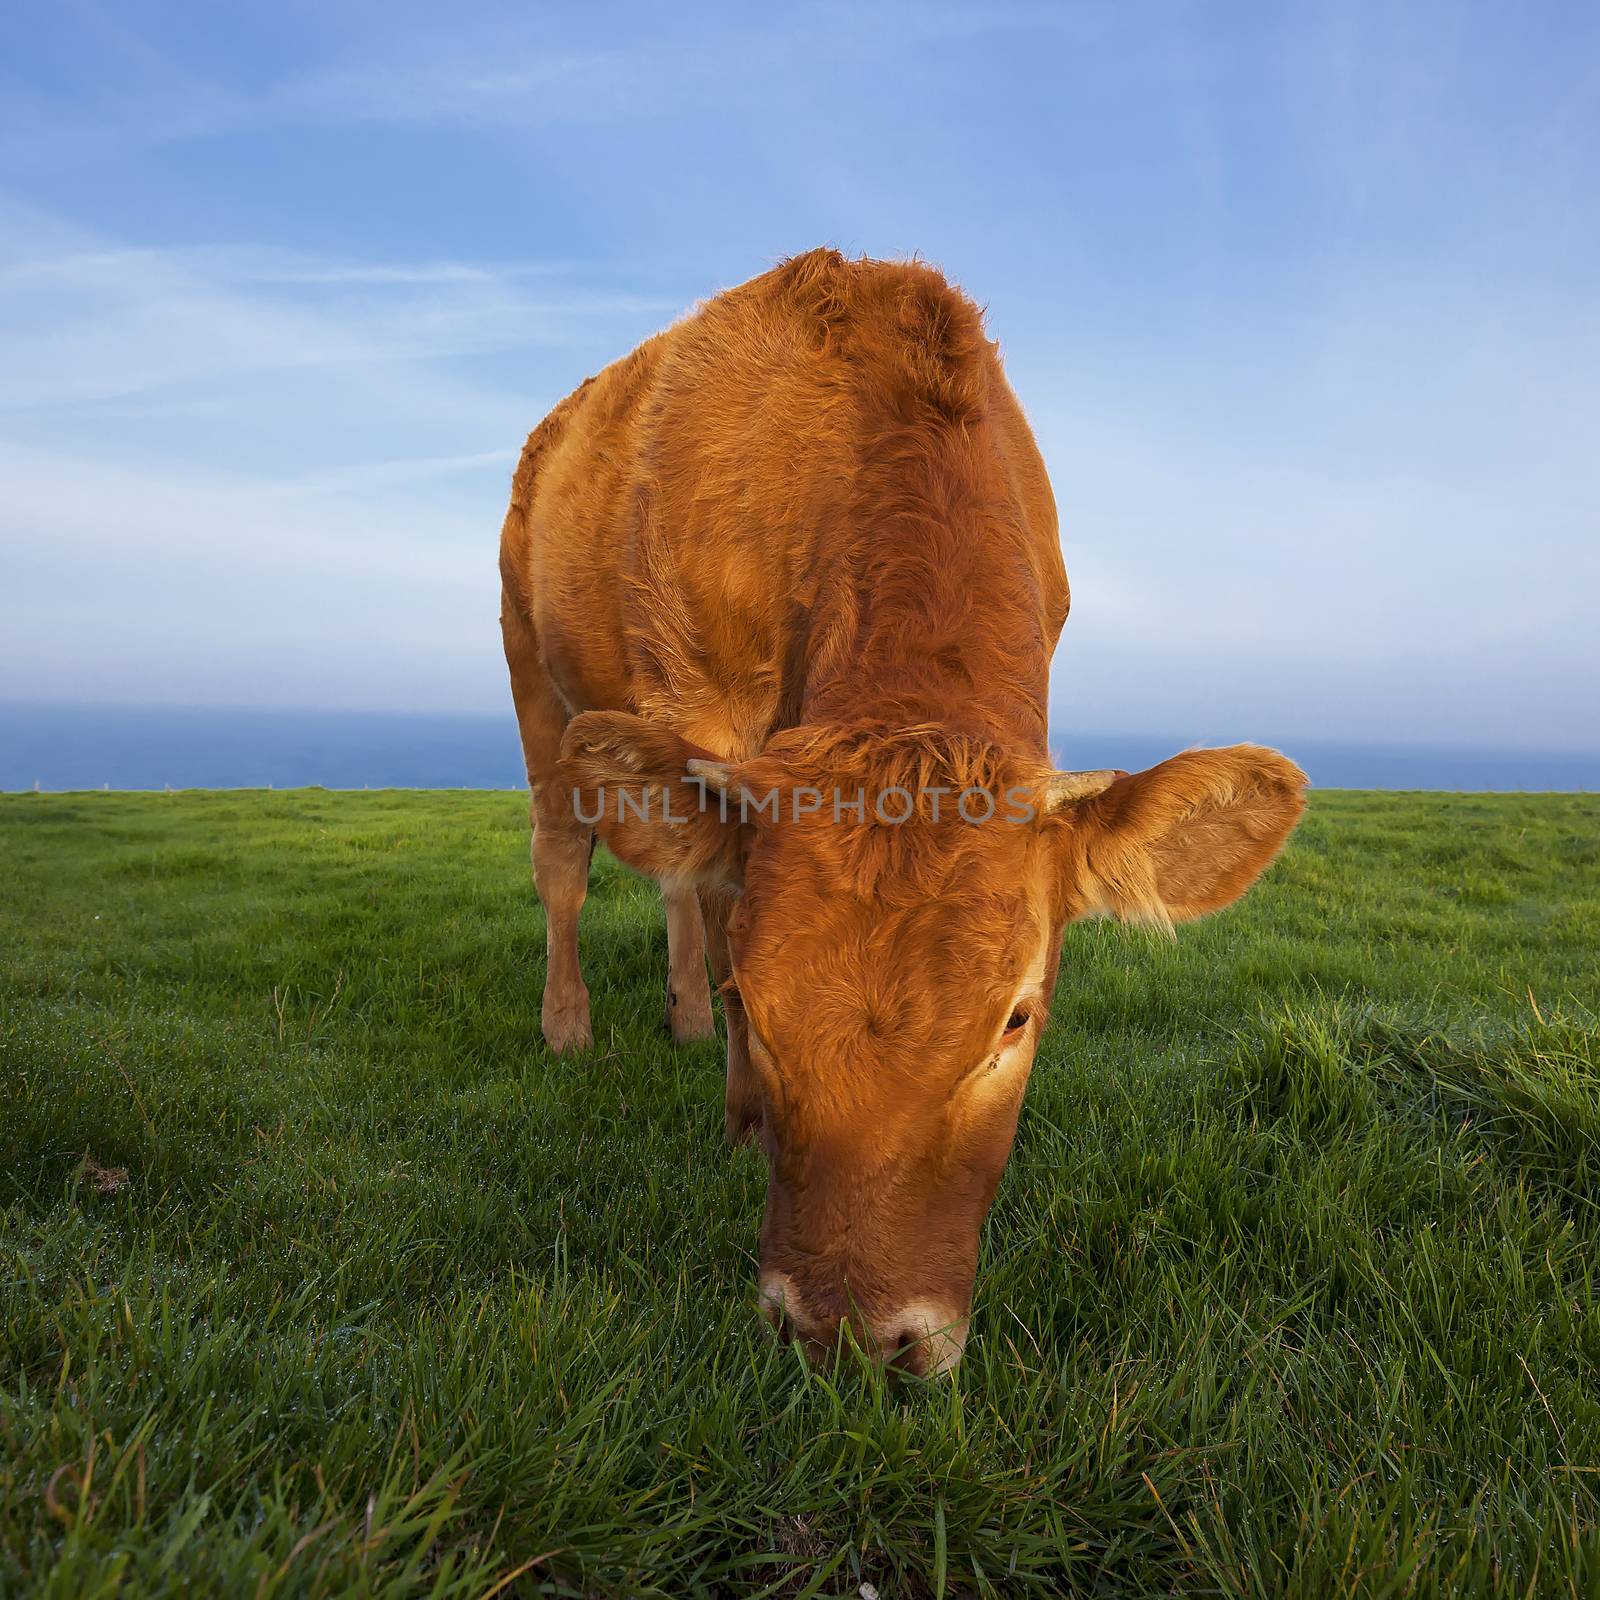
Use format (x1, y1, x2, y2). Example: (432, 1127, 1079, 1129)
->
(562, 713, 1305, 1375)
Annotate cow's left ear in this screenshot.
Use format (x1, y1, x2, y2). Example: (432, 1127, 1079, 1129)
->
(1050, 745, 1307, 928)
(560, 712, 745, 888)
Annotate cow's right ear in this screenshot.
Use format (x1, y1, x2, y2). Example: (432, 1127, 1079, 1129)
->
(560, 711, 745, 888)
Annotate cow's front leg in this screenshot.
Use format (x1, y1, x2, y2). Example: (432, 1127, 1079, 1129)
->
(701, 888, 761, 1143)
(533, 805, 593, 1054)
(504, 595, 594, 1057)
(662, 883, 715, 1043)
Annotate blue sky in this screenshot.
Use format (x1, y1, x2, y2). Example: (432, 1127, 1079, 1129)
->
(2, 0, 1597, 750)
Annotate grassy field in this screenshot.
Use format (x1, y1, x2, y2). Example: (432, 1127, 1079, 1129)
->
(2, 787, 1598, 1597)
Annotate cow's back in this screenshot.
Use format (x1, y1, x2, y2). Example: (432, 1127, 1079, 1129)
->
(499, 250, 1065, 755)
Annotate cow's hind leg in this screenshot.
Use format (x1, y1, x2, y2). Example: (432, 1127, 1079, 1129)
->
(662, 885, 714, 1043)
(502, 592, 593, 1054)
(533, 804, 593, 1054)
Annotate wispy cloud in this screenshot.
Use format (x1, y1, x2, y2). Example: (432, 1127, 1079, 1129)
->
(0, 215, 674, 413)
(0, 248, 580, 289)
(0, 0, 1102, 162)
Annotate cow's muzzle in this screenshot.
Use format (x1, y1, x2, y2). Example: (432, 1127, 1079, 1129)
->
(759, 1271, 969, 1377)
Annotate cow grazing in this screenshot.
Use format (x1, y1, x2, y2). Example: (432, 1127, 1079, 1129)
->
(498, 249, 1305, 1376)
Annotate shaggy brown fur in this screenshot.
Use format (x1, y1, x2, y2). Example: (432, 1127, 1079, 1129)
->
(499, 249, 1305, 1373)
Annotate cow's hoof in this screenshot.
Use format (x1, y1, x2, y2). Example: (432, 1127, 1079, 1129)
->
(542, 990, 592, 1055)
(665, 987, 716, 1045)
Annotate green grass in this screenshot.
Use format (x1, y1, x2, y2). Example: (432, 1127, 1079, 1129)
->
(2, 788, 1598, 1598)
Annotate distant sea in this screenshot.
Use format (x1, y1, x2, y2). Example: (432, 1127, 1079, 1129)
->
(2, 702, 1597, 793)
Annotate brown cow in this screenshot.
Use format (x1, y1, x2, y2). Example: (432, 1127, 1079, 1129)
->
(499, 249, 1305, 1375)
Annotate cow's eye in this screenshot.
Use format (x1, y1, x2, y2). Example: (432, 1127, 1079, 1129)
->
(1004, 1008, 1030, 1037)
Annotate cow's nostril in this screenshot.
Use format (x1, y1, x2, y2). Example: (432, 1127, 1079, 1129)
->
(876, 1305, 968, 1377)
(888, 1326, 928, 1376)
